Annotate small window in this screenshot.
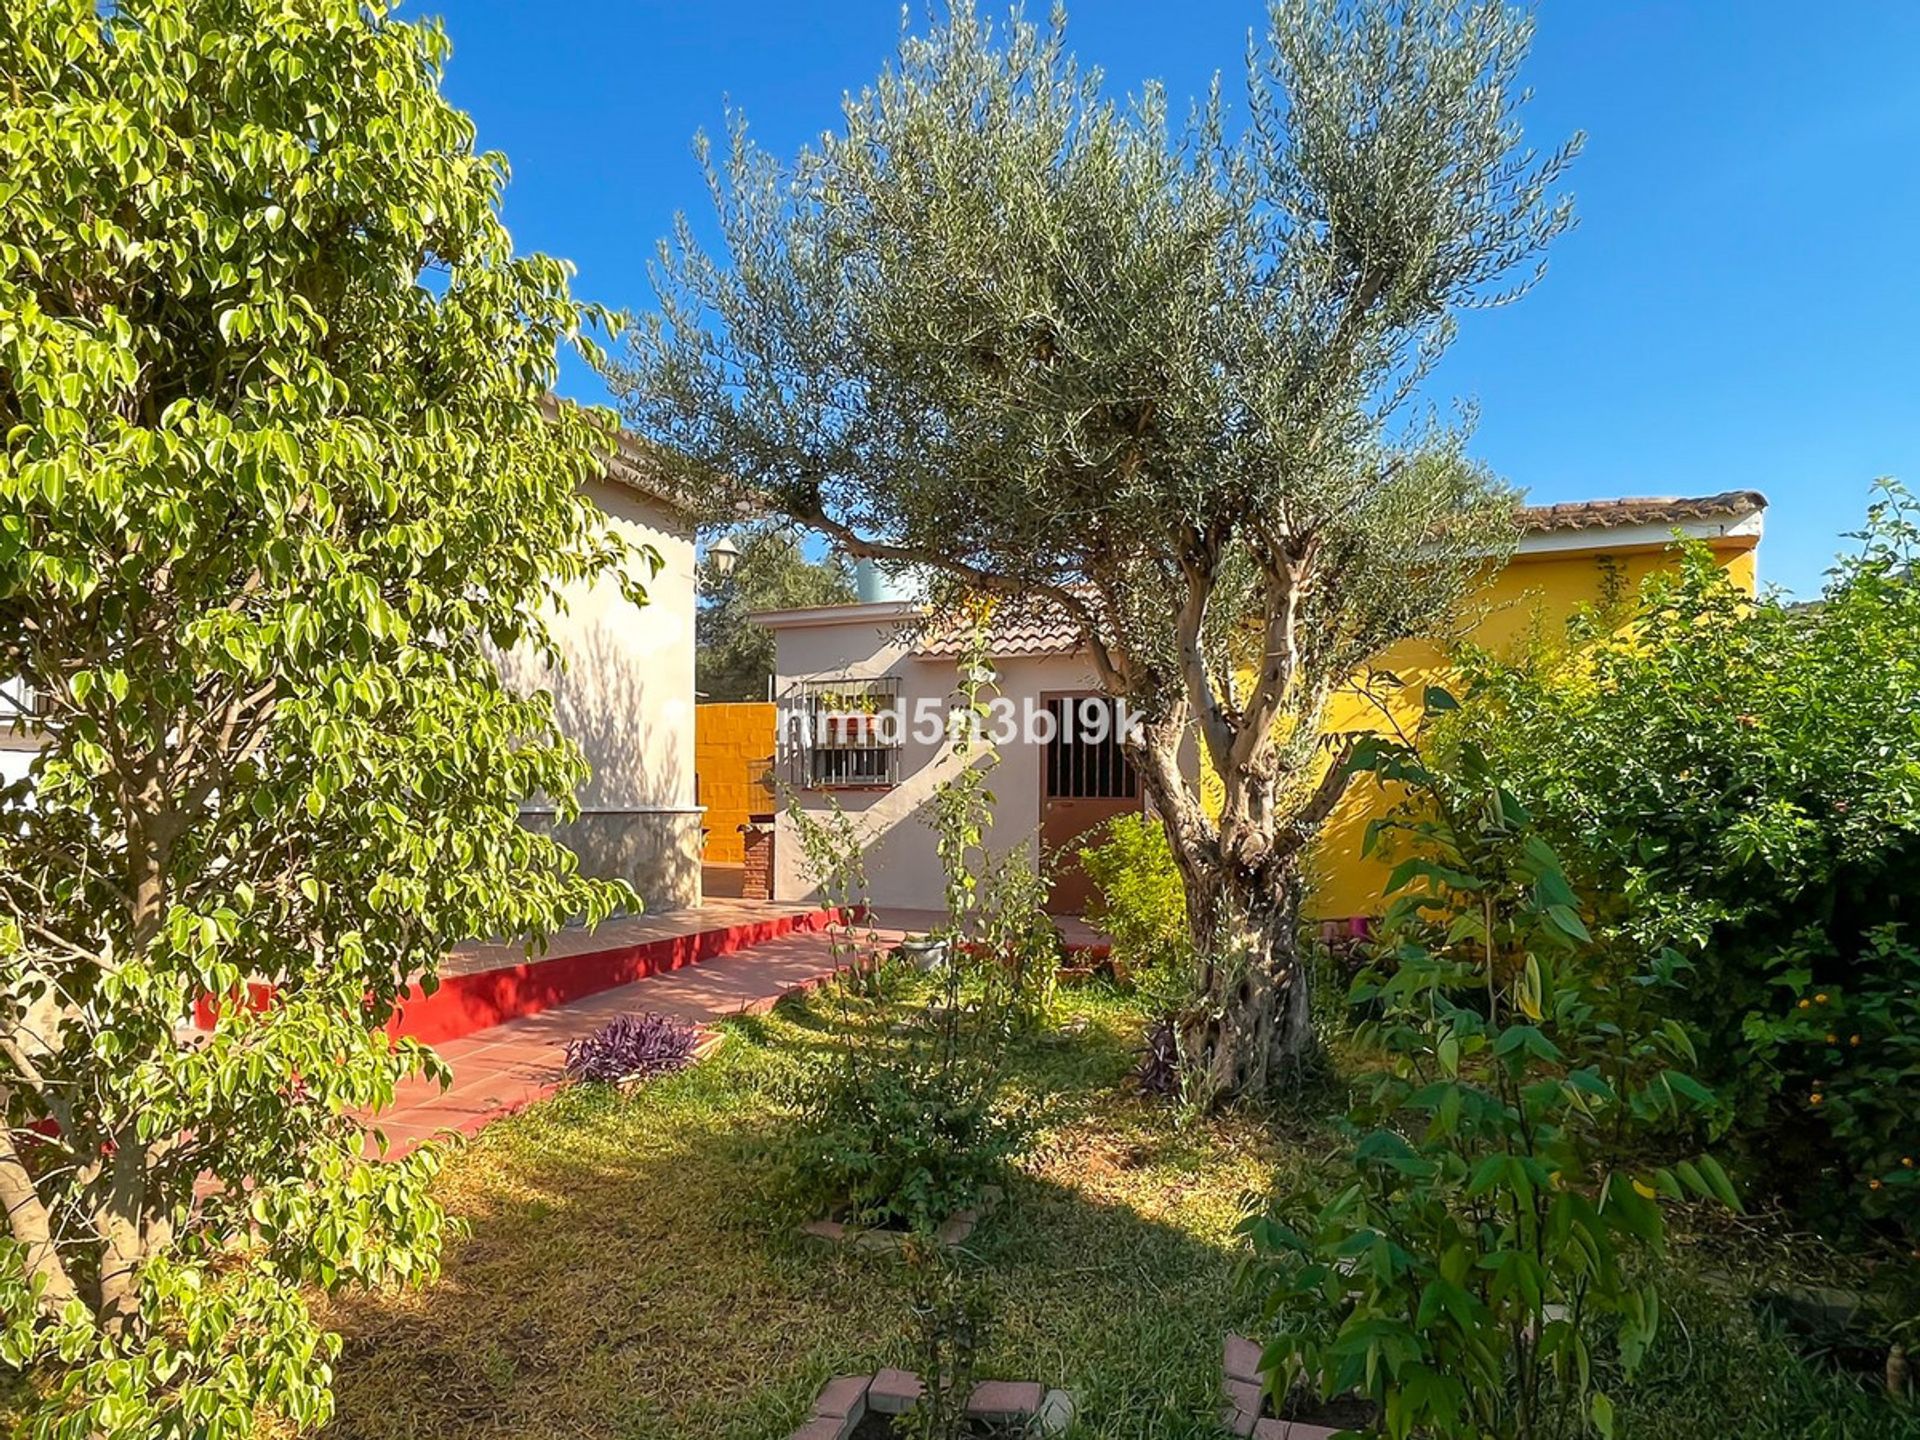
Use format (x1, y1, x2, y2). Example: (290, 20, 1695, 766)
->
(786, 676, 903, 789)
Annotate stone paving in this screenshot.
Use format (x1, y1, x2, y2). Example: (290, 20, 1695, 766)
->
(371, 922, 860, 1153)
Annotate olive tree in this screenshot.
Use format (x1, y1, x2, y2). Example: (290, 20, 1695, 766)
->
(0, 2, 644, 1433)
(615, 0, 1576, 1101)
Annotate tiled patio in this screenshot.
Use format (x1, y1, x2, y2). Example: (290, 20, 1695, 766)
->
(369, 906, 1109, 1154)
(441, 894, 820, 978)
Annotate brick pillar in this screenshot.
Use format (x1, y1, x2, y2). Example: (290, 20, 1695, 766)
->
(740, 814, 775, 901)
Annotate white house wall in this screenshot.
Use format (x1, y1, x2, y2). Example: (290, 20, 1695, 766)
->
(769, 615, 1112, 915)
(495, 475, 701, 910)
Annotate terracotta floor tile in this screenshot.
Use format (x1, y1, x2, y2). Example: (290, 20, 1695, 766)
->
(369, 910, 1106, 1153)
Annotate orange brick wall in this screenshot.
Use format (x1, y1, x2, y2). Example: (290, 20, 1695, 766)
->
(694, 702, 776, 863)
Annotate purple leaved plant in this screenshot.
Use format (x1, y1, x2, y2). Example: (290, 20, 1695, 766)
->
(1136, 1014, 1181, 1098)
(563, 1012, 701, 1084)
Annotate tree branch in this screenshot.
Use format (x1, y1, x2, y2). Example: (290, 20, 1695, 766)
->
(788, 501, 1136, 692)
(1275, 733, 1360, 860)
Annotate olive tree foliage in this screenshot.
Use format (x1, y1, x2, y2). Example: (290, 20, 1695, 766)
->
(615, 0, 1577, 1099)
(0, 2, 646, 1434)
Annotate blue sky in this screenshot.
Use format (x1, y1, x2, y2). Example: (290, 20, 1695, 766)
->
(427, 2, 1920, 598)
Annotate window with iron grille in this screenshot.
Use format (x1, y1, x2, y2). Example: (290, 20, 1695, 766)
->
(785, 675, 903, 789)
(1043, 696, 1139, 800)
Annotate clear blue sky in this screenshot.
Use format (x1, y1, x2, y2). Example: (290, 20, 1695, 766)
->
(425, 1, 1920, 598)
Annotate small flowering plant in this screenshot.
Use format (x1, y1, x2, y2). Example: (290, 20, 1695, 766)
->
(563, 1012, 702, 1085)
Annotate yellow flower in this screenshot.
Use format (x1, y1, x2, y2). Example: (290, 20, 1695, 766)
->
(1815, 993, 1830, 1005)
(1810, 1092, 1824, 1106)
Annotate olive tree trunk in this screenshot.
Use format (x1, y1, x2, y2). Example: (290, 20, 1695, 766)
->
(1176, 858, 1313, 1099)
(1130, 715, 1329, 1104)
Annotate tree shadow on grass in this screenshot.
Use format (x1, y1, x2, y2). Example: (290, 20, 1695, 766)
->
(318, 1022, 1281, 1440)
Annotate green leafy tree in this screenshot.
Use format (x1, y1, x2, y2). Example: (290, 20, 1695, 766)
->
(1245, 716, 1734, 1440)
(615, 0, 1577, 1100)
(0, 2, 645, 1433)
(696, 524, 854, 701)
(1449, 486, 1920, 1336)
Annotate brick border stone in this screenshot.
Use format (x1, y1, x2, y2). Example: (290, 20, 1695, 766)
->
(1220, 1332, 1341, 1440)
(788, 1369, 1073, 1439)
(799, 1185, 1004, 1252)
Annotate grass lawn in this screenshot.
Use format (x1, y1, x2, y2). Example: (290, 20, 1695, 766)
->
(318, 983, 1283, 1440)
(316, 977, 1920, 1440)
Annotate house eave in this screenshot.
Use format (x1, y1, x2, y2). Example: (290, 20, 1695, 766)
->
(1513, 506, 1765, 558)
(752, 600, 923, 631)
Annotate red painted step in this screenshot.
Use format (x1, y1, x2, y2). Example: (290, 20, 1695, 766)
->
(193, 906, 844, 1046)
(385, 907, 843, 1046)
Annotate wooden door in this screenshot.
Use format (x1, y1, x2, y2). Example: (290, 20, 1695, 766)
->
(1039, 693, 1142, 915)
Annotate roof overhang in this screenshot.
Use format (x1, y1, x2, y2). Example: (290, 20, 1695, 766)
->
(1512, 503, 1766, 560)
(748, 490, 1771, 647)
(1514, 493, 1765, 558)
(539, 393, 691, 515)
(752, 600, 923, 630)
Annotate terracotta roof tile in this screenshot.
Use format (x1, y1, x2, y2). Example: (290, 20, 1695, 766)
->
(1517, 490, 1766, 533)
(913, 601, 1083, 658)
(913, 491, 1766, 658)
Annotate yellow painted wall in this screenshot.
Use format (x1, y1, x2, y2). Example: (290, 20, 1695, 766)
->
(694, 702, 776, 863)
(1304, 540, 1759, 920)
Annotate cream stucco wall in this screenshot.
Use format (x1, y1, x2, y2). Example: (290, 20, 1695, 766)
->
(767, 611, 1120, 914)
(497, 475, 701, 910)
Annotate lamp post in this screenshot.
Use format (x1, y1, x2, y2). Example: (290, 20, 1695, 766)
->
(704, 533, 740, 583)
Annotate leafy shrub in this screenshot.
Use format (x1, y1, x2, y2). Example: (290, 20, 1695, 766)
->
(782, 1027, 1029, 1233)
(563, 1012, 701, 1084)
(1245, 721, 1733, 1440)
(1449, 487, 1920, 1273)
(780, 618, 1036, 1236)
(1078, 811, 1192, 977)
(1743, 923, 1920, 1342)
(973, 841, 1063, 1030)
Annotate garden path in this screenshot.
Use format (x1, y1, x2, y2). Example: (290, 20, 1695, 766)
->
(369, 908, 1108, 1154)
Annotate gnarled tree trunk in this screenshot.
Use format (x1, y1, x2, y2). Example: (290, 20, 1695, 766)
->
(1131, 712, 1326, 1105)
(1176, 860, 1313, 1102)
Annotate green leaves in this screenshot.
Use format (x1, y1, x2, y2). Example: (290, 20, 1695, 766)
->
(0, 1, 642, 1434)
(1448, 495, 1920, 1268)
(1248, 726, 1736, 1440)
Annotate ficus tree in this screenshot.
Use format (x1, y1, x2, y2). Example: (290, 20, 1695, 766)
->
(0, 2, 645, 1434)
(613, 0, 1579, 1099)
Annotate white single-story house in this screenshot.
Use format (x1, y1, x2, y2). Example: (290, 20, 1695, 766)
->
(755, 591, 1145, 916)
(493, 417, 702, 911)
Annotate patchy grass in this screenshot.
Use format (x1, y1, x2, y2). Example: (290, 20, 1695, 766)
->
(315, 978, 1920, 1440)
(318, 983, 1286, 1440)
(1609, 1225, 1920, 1440)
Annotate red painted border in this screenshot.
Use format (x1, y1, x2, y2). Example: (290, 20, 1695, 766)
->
(383, 908, 842, 1046)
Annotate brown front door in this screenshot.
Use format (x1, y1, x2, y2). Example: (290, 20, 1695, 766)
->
(1039, 693, 1143, 915)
